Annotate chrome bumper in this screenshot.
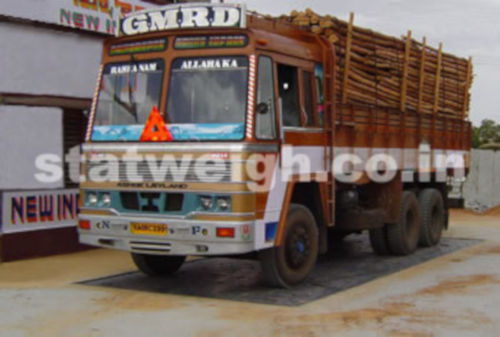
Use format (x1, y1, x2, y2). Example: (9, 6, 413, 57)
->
(78, 214, 255, 256)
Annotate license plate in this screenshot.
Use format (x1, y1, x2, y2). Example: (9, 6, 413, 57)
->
(130, 223, 167, 236)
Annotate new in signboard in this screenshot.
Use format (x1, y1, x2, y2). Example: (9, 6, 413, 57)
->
(1, 189, 79, 234)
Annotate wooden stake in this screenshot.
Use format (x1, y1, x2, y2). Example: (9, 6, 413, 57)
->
(417, 37, 426, 113)
(400, 30, 412, 111)
(282, 11, 470, 117)
(462, 56, 472, 118)
(433, 43, 443, 114)
(341, 12, 354, 104)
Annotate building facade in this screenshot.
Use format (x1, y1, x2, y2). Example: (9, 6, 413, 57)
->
(0, 0, 166, 261)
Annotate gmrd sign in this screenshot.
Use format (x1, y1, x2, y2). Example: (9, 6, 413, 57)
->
(119, 3, 247, 36)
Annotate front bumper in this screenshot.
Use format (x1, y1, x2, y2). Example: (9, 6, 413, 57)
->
(78, 214, 255, 256)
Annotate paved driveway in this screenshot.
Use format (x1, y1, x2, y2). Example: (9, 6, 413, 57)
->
(1, 208, 499, 337)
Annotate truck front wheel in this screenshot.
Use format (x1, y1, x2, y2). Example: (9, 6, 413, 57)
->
(131, 253, 186, 276)
(259, 204, 319, 288)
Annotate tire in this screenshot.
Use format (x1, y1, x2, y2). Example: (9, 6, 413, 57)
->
(131, 253, 186, 276)
(259, 204, 319, 288)
(386, 191, 421, 255)
(369, 226, 390, 255)
(418, 188, 445, 247)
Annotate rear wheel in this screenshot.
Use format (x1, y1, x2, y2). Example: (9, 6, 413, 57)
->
(418, 188, 445, 247)
(386, 191, 421, 255)
(369, 226, 390, 255)
(131, 253, 186, 276)
(259, 204, 318, 288)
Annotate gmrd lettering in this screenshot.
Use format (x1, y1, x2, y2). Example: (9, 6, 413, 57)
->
(121, 5, 244, 36)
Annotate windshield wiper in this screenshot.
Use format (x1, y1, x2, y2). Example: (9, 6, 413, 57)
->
(127, 54, 139, 123)
(101, 86, 137, 121)
(101, 55, 139, 122)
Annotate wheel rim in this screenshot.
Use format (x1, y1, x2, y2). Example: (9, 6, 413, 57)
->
(285, 224, 311, 269)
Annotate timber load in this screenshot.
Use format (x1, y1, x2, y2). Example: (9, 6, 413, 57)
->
(275, 9, 473, 119)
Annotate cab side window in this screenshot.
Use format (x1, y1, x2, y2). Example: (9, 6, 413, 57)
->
(302, 71, 315, 126)
(277, 64, 300, 127)
(255, 56, 276, 139)
(315, 64, 324, 127)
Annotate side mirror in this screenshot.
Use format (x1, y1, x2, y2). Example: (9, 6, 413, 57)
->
(256, 102, 269, 115)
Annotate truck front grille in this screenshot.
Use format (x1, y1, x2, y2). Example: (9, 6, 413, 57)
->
(119, 192, 185, 213)
(120, 192, 139, 210)
(165, 193, 183, 211)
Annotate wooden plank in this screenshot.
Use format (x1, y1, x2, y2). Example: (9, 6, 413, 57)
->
(433, 42, 443, 114)
(417, 37, 426, 114)
(341, 12, 354, 104)
(400, 30, 412, 112)
(462, 56, 473, 118)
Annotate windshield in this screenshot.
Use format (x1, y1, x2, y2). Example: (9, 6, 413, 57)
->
(165, 56, 248, 140)
(91, 59, 163, 141)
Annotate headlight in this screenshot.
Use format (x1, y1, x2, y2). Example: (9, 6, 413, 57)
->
(101, 193, 111, 207)
(200, 196, 213, 210)
(87, 192, 98, 206)
(216, 196, 231, 211)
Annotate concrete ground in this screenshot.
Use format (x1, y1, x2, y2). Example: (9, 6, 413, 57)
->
(1, 208, 499, 337)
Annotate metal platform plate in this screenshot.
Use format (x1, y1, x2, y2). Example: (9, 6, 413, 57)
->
(80, 235, 480, 306)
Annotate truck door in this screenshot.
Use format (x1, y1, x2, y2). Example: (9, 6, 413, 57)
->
(276, 61, 326, 177)
(252, 55, 331, 251)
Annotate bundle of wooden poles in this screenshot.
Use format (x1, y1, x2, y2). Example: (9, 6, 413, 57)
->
(276, 9, 473, 118)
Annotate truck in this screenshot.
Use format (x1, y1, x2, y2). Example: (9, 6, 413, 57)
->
(78, 3, 472, 287)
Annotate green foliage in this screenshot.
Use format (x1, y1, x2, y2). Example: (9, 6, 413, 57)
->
(471, 119, 500, 149)
(479, 143, 500, 151)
